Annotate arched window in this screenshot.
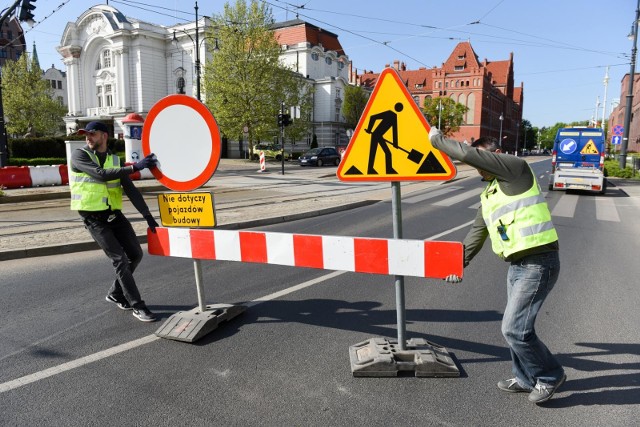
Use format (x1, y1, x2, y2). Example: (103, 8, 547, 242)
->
(467, 93, 476, 124)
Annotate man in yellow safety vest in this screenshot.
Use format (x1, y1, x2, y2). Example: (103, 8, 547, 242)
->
(429, 127, 565, 405)
(70, 121, 159, 322)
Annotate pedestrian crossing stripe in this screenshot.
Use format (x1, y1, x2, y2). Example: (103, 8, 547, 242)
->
(337, 67, 456, 182)
(580, 139, 599, 155)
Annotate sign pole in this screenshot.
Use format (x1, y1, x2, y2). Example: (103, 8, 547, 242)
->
(391, 181, 406, 350)
(194, 259, 207, 312)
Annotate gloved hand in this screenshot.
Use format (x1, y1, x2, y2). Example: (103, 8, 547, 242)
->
(133, 153, 157, 171)
(443, 274, 462, 283)
(145, 215, 159, 233)
(429, 126, 440, 140)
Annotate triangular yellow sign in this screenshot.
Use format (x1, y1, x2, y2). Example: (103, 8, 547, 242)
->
(337, 68, 456, 182)
(580, 139, 599, 155)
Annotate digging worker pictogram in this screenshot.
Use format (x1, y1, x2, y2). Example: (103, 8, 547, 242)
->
(364, 102, 404, 175)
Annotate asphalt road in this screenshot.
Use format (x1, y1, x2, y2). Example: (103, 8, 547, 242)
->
(1, 160, 639, 426)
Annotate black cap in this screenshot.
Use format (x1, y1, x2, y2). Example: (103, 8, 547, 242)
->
(78, 121, 109, 135)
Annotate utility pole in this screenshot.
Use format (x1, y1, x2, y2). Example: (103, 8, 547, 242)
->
(602, 67, 609, 134)
(620, 0, 640, 169)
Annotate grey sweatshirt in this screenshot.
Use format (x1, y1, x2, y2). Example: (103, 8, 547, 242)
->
(429, 130, 558, 266)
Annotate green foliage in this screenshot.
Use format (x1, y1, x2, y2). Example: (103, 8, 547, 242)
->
(1, 53, 67, 136)
(342, 85, 370, 130)
(8, 157, 66, 166)
(202, 0, 313, 156)
(604, 159, 640, 179)
(8, 137, 66, 158)
(422, 97, 468, 136)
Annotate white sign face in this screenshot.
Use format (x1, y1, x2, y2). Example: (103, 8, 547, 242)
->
(142, 95, 221, 191)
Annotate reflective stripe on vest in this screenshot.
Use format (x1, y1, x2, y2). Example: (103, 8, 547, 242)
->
(481, 169, 558, 258)
(70, 148, 123, 211)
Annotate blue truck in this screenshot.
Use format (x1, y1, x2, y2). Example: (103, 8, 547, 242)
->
(548, 127, 606, 194)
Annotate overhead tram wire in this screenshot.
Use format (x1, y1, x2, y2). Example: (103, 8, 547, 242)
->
(266, 0, 432, 68)
(110, 0, 193, 22)
(274, 0, 628, 68)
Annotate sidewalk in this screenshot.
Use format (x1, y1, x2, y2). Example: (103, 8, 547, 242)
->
(1, 159, 477, 261)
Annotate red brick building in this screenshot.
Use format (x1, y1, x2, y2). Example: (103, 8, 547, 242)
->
(0, 16, 26, 66)
(608, 73, 640, 154)
(351, 42, 523, 151)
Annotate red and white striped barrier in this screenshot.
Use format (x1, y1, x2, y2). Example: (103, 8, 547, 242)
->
(0, 163, 154, 189)
(259, 151, 266, 172)
(148, 227, 463, 279)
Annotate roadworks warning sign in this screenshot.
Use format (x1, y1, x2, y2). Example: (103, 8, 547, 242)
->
(337, 68, 456, 182)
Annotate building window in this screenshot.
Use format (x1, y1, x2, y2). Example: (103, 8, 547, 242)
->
(57, 96, 63, 104)
(336, 88, 341, 98)
(413, 95, 420, 105)
(415, 83, 424, 88)
(58, 81, 62, 89)
(325, 57, 332, 65)
(454, 65, 464, 71)
(311, 52, 319, 61)
(457, 54, 465, 60)
(338, 61, 344, 69)
(103, 50, 111, 68)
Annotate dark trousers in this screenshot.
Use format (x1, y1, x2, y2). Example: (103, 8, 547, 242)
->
(82, 211, 145, 308)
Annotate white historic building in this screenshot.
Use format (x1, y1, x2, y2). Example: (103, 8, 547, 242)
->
(57, 5, 350, 152)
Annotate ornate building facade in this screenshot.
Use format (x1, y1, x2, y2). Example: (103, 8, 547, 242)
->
(57, 6, 349, 151)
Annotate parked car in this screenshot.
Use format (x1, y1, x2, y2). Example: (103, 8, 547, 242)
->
(251, 143, 290, 161)
(298, 147, 341, 166)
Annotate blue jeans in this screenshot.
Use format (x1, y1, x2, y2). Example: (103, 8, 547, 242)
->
(83, 211, 145, 308)
(502, 251, 564, 388)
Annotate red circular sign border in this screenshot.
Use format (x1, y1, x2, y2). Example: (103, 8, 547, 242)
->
(142, 94, 221, 191)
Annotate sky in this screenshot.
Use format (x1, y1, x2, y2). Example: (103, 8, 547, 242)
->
(16, 0, 637, 128)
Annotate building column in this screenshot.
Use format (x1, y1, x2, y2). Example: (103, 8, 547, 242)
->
(115, 47, 131, 111)
(60, 46, 82, 116)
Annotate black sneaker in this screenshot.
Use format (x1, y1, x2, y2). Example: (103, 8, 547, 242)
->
(132, 306, 157, 322)
(497, 378, 531, 393)
(105, 294, 132, 311)
(528, 374, 566, 404)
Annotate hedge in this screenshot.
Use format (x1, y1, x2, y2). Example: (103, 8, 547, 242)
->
(7, 137, 125, 160)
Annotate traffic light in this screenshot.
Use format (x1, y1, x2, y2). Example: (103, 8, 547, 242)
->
(19, 0, 36, 24)
(277, 112, 292, 127)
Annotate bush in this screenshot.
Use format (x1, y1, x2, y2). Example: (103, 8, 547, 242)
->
(8, 157, 66, 166)
(7, 137, 125, 164)
(604, 159, 640, 179)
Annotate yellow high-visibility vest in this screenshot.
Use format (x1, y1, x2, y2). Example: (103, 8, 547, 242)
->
(481, 172, 557, 258)
(70, 148, 123, 211)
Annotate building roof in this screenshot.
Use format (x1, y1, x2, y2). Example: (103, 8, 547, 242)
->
(272, 19, 345, 55)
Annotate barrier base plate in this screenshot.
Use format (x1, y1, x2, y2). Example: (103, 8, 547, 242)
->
(155, 303, 246, 343)
(349, 337, 459, 377)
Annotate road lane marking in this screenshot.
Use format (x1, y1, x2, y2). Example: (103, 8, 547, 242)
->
(0, 335, 160, 393)
(595, 197, 620, 222)
(433, 188, 481, 206)
(551, 194, 579, 217)
(0, 224, 468, 394)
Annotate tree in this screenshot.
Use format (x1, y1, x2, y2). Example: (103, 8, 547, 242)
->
(1, 53, 66, 136)
(422, 97, 468, 136)
(202, 0, 312, 158)
(342, 85, 369, 130)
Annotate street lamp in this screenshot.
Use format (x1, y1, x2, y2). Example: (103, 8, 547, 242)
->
(173, 2, 201, 101)
(498, 113, 504, 147)
(620, 0, 640, 168)
(515, 121, 520, 156)
(438, 98, 442, 129)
